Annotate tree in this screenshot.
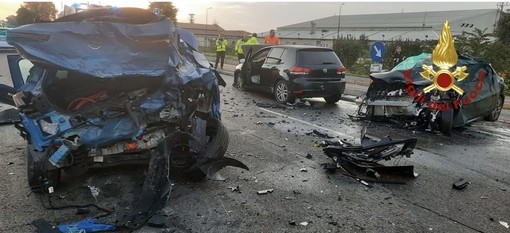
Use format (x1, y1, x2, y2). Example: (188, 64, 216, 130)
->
(15, 2, 57, 26)
(455, 28, 492, 57)
(332, 36, 365, 69)
(5, 15, 17, 27)
(495, 11, 510, 45)
(148, 2, 178, 23)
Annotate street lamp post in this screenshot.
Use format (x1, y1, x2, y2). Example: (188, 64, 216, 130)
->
(205, 7, 212, 47)
(336, 3, 345, 39)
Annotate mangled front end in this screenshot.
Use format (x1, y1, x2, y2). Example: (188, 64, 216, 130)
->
(6, 8, 246, 192)
(359, 54, 502, 134)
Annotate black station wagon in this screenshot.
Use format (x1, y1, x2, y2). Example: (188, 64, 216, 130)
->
(234, 45, 347, 104)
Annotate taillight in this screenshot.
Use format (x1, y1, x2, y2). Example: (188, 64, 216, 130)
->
(289, 66, 311, 75)
(337, 66, 347, 74)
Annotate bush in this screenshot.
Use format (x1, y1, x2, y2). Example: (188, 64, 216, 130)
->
(333, 36, 366, 69)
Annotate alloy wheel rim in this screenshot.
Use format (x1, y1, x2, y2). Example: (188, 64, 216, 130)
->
(276, 82, 288, 101)
(236, 74, 243, 89)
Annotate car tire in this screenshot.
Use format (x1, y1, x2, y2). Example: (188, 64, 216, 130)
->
(324, 94, 342, 104)
(274, 80, 295, 104)
(234, 72, 245, 91)
(27, 144, 60, 192)
(439, 107, 453, 136)
(485, 95, 503, 122)
(174, 117, 229, 181)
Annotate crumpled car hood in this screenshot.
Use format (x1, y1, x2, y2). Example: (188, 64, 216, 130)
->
(6, 7, 176, 78)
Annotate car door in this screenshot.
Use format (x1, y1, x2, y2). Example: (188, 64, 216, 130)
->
(242, 48, 270, 86)
(261, 47, 285, 87)
(457, 66, 494, 122)
(0, 54, 33, 123)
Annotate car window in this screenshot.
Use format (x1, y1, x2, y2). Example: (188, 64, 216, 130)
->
(19, 59, 34, 82)
(266, 48, 285, 64)
(297, 49, 341, 65)
(251, 48, 270, 63)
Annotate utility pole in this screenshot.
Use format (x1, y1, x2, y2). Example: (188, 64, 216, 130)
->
(205, 7, 212, 47)
(336, 3, 345, 39)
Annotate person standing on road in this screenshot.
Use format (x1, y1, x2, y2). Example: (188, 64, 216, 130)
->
(215, 33, 228, 69)
(235, 34, 248, 63)
(392, 46, 405, 67)
(246, 33, 259, 45)
(264, 29, 279, 45)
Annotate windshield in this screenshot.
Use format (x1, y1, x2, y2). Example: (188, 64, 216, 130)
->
(297, 50, 342, 65)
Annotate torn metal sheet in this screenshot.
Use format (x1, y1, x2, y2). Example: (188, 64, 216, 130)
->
(323, 127, 418, 184)
(0, 108, 20, 124)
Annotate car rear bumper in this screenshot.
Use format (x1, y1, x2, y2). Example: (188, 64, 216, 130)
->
(289, 78, 346, 97)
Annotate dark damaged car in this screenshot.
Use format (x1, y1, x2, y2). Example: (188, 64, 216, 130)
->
(0, 8, 248, 227)
(360, 53, 505, 135)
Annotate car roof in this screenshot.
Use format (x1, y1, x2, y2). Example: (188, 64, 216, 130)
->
(267, 44, 334, 51)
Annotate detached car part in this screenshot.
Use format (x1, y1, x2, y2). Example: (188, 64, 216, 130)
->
(323, 127, 418, 183)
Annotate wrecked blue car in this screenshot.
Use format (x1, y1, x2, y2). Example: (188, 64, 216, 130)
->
(2, 7, 247, 196)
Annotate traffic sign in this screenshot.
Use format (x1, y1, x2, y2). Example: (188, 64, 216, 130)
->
(370, 41, 385, 63)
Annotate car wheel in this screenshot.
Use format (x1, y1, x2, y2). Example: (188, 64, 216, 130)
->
(485, 95, 503, 122)
(439, 107, 453, 136)
(324, 94, 342, 104)
(274, 80, 295, 104)
(27, 144, 61, 192)
(172, 117, 229, 181)
(234, 72, 245, 91)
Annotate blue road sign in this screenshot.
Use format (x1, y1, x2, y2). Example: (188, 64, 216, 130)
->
(370, 41, 385, 63)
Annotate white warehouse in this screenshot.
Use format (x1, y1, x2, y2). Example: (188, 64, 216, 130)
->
(262, 9, 500, 48)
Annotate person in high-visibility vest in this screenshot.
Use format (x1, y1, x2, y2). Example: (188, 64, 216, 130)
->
(215, 34, 228, 69)
(246, 33, 259, 45)
(235, 34, 248, 63)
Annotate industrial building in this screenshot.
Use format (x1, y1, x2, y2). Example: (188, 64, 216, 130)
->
(260, 9, 500, 48)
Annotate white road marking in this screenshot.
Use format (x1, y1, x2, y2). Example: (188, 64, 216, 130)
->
(258, 107, 357, 141)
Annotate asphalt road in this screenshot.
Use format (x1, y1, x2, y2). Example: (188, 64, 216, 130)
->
(0, 72, 509, 232)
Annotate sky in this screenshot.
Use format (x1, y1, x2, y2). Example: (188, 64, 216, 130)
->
(0, 1, 502, 33)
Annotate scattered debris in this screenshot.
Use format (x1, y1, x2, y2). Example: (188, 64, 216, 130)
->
(500, 221, 509, 229)
(293, 190, 302, 195)
(228, 186, 241, 193)
(305, 153, 313, 159)
(306, 130, 334, 139)
(147, 214, 169, 228)
(318, 140, 343, 147)
(366, 169, 381, 179)
(480, 196, 488, 199)
(328, 221, 338, 225)
(256, 121, 263, 125)
(76, 208, 90, 215)
(8, 172, 14, 175)
(300, 168, 308, 172)
(323, 126, 418, 184)
(32, 219, 61, 233)
(256, 102, 286, 109)
(284, 196, 296, 200)
(257, 189, 274, 195)
(357, 178, 373, 188)
(289, 221, 297, 225)
(87, 185, 100, 200)
(452, 179, 470, 190)
(8, 162, 14, 165)
(300, 222, 309, 226)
